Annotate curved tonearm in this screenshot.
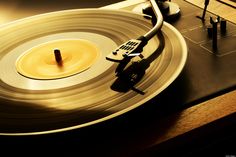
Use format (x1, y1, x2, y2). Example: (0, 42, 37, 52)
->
(106, 0, 163, 62)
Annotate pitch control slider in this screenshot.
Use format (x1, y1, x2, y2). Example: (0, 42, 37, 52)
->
(106, 0, 163, 62)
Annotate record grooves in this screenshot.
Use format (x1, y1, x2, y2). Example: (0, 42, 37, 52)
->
(0, 9, 187, 135)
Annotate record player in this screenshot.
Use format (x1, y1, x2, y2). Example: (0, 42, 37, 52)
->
(0, 0, 235, 156)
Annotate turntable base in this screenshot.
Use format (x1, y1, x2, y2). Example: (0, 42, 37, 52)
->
(0, 0, 236, 156)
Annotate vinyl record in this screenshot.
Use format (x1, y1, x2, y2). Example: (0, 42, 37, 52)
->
(0, 8, 187, 135)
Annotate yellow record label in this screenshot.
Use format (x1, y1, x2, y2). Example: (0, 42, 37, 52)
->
(16, 39, 100, 80)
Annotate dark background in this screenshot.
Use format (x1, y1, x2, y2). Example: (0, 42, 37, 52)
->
(0, 0, 123, 25)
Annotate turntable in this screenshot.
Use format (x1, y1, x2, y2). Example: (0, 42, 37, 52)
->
(0, 0, 235, 156)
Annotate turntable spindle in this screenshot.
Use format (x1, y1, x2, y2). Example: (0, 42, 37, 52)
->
(54, 48, 62, 64)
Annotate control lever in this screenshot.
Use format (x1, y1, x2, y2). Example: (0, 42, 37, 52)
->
(210, 16, 219, 51)
(197, 0, 210, 22)
(220, 19, 227, 34)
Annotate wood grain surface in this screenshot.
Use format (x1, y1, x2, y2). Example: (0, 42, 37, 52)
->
(154, 89, 236, 145)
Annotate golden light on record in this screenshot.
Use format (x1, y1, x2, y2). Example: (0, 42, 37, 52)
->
(16, 39, 100, 80)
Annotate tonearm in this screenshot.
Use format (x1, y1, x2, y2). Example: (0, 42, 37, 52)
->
(106, 0, 163, 62)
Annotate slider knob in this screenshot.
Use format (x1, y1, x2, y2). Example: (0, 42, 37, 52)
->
(220, 19, 227, 34)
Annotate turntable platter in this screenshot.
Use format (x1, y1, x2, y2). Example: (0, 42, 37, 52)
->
(0, 9, 187, 135)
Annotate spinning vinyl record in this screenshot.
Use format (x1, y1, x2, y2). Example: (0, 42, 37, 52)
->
(0, 8, 187, 135)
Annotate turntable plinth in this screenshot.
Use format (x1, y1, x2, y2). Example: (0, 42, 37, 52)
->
(16, 39, 100, 80)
